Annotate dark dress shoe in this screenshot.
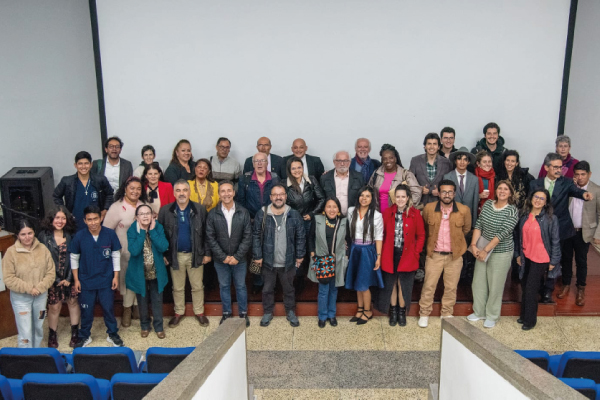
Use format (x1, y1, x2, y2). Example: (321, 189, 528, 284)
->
(328, 317, 338, 327)
(251, 284, 263, 295)
(540, 290, 553, 304)
(220, 314, 231, 325)
(318, 319, 326, 328)
(196, 314, 210, 327)
(522, 324, 535, 331)
(168, 314, 182, 328)
(516, 318, 524, 324)
(240, 314, 250, 327)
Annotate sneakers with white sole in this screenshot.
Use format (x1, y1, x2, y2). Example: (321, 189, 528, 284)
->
(418, 317, 429, 328)
(483, 319, 496, 328)
(466, 313, 484, 322)
(73, 336, 92, 348)
(107, 333, 124, 347)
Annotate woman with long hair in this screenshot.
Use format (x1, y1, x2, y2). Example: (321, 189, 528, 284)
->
(516, 189, 560, 330)
(38, 206, 80, 348)
(188, 158, 219, 212)
(468, 180, 519, 328)
(103, 176, 148, 327)
(308, 197, 348, 328)
(377, 185, 425, 326)
(133, 145, 158, 178)
(474, 151, 496, 215)
(496, 150, 534, 210)
(164, 139, 195, 185)
(141, 162, 175, 217)
(345, 186, 384, 325)
(285, 156, 326, 222)
(3, 220, 55, 348)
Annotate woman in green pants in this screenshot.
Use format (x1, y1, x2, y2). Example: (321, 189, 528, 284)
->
(467, 180, 519, 328)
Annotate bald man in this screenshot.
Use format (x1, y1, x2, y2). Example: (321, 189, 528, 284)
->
(281, 138, 325, 180)
(243, 137, 285, 178)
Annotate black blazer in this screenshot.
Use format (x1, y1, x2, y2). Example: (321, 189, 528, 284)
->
(529, 176, 587, 240)
(90, 157, 134, 189)
(281, 154, 325, 180)
(243, 153, 284, 178)
(319, 169, 365, 214)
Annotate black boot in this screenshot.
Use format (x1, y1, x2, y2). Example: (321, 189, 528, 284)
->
(388, 305, 399, 327)
(398, 307, 407, 327)
(69, 325, 79, 348)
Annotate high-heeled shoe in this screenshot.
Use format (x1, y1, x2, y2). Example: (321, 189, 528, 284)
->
(357, 308, 373, 325)
(349, 307, 364, 322)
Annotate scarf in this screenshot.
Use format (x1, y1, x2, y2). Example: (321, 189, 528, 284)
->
(475, 167, 496, 214)
(354, 154, 373, 183)
(147, 185, 158, 203)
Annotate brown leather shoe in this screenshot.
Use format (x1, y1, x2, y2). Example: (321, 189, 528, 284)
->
(121, 307, 132, 327)
(196, 314, 210, 327)
(156, 331, 166, 339)
(168, 314, 182, 328)
(132, 305, 140, 320)
(576, 285, 586, 306)
(141, 330, 149, 338)
(557, 285, 570, 299)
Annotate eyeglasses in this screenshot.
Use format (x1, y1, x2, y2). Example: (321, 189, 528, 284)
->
(334, 159, 350, 163)
(137, 212, 152, 217)
(253, 159, 268, 164)
(271, 194, 286, 198)
(107, 145, 121, 150)
(533, 195, 546, 202)
(549, 165, 562, 170)
(440, 191, 454, 195)
(217, 145, 230, 150)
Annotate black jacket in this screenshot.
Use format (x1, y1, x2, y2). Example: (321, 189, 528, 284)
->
(281, 154, 325, 180)
(516, 209, 561, 278)
(243, 154, 285, 178)
(320, 169, 365, 214)
(90, 157, 134, 189)
(38, 230, 73, 285)
(164, 160, 196, 186)
(285, 176, 325, 219)
(158, 201, 210, 270)
(53, 173, 114, 212)
(205, 201, 252, 263)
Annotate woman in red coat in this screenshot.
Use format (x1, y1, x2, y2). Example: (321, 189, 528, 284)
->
(142, 162, 175, 217)
(375, 184, 425, 327)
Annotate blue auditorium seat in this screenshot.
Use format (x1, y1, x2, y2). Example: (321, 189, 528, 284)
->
(514, 350, 550, 371)
(0, 374, 21, 400)
(141, 347, 194, 373)
(552, 352, 600, 383)
(0, 348, 67, 379)
(111, 373, 167, 400)
(22, 373, 110, 400)
(73, 347, 139, 380)
(558, 377, 597, 400)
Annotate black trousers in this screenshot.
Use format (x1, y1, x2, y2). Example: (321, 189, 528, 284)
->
(521, 258, 548, 327)
(561, 230, 590, 287)
(262, 267, 296, 314)
(136, 279, 163, 332)
(543, 239, 568, 292)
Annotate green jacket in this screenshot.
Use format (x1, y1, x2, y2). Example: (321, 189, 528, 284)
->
(126, 221, 169, 297)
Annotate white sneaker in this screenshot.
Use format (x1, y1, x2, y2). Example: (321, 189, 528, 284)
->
(82, 337, 92, 347)
(418, 317, 429, 328)
(467, 313, 484, 322)
(483, 319, 496, 328)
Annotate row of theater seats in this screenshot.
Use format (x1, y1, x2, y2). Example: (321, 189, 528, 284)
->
(0, 346, 195, 400)
(515, 350, 600, 400)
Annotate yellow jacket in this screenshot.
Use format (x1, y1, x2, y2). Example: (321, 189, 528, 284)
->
(187, 179, 219, 212)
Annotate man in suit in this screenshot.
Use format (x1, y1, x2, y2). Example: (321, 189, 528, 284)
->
(530, 153, 593, 303)
(281, 138, 325, 180)
(243, 137, 285, 178)
(556, 161, 600, 306)
(90, 136, 134, 192)
(320, 150, 364, 215)
(409, 132, 453, 206)
(444, 147, 478, 228)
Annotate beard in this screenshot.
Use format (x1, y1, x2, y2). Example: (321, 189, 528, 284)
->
(336, 167, 349, 174)
(272, 200, 285, 209)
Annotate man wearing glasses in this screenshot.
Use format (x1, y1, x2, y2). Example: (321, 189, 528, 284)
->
(91, 136, 133, 192)
(438, 127, 458, 158)
(530, 152, 593, 303)
(243, 137, 285, 178)
(319, 150, 364, 215)
(237, 152, 281, 219)
(211, 137, 242, 188)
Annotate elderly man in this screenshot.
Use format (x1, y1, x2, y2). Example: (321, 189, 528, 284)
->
(349, 138, 381, 183)
(409, 133, 453, 205)
(91, 136, 134, 192)
(211, 137, 242, 187)
(281, 138, 325, 179)
(243, 137, 285, 178)
(237, 152, 281, 219)
(320, 150, 364, 215)
(537, 135, 579, 179)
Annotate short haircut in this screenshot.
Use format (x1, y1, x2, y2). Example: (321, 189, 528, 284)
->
(173, 179, 190, 188)
(135, 204, 153, 216)
(543, 152, 562, 167)
(438, 179, 456, 190)
(475, 150, 492, 165)
(270, 183, 287, 193)
(355, 138, 371, 149)
(16, 219, 36, 235)
(104, 136, 123, 148)
(218, 180, 235, 190)
(83, 205, 102, 218)
(141, 145, 155, 157)
(483, 122, 501, 135)
(423, 132, 441, 147)
(440, 127, 455, 137)
(75, 151, 92, 163)
(333, 150, 350, 161)
(574, 160, 591, 173)
(555, 135, 571, 147)
(253, 152, 267, 162)
(216, 137, 231, 146)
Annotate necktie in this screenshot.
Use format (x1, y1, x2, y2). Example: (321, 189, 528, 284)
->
(548, 180, 555, 198)
(459, 174, 465, 195)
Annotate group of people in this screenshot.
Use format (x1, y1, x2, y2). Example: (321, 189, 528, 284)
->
(3, 123, 599, 349)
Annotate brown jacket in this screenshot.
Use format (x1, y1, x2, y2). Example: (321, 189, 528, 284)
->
(422, 201, 471, 260)
(2, 238, 55, 294)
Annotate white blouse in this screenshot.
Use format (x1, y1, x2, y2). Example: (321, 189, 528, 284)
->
(347, 207, 384, 242)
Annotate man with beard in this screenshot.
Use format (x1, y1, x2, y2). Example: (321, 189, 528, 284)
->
(470, 122, 507, 173)
(320, 150, 364, 216)
(349, 138, 381, 183)
(417, 180, 471, 328)
(91, 136, 134, 192)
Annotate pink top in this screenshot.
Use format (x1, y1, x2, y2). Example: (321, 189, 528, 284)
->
(434, 206, 452, 252)
(379, 172, 396, 213)
(522, 214, 550, 263)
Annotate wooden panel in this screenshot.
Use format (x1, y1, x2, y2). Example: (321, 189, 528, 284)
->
(0, 233, 17, 339)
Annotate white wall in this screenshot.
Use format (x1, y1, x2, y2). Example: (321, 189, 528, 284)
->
(96, 0, 570, 173)
(564, 0, 600, 176)
(0, 0, 101, 185)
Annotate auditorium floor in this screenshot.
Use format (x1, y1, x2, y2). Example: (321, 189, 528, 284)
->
(1, 315, 599, 399)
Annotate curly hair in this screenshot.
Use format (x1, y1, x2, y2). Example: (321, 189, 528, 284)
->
(114, 176, 148, 203)
(40, 205, 76, 235)
(194, 158, 215, 183)
(379, 144, 403, 168)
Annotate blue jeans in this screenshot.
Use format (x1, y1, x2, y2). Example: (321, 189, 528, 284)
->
(214, 261, 248, 315)
(79, 286, 118, 339)
(10, 291, 48, 348)
(317, 280, 338, 321)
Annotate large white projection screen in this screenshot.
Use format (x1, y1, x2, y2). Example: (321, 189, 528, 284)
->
(96, 0, 570, 173)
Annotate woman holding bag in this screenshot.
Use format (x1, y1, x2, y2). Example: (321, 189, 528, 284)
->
(308, 197, 348, 328)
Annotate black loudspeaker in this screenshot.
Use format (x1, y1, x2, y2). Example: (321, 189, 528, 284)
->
(0, 167, 55, 233)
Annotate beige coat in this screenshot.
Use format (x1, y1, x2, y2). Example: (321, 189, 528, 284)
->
(368, 165, 422, 210)
(582, 180, 600, 244)
(2, 238, 55, 294)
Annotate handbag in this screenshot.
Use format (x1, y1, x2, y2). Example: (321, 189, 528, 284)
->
(249, 206, 268, 275)
(312, 218, 340, 284)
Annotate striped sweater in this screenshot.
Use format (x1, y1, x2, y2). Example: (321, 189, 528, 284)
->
(474, 200, 519, 254)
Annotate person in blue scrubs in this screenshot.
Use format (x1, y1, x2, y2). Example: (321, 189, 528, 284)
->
(70, 205, 124, 347)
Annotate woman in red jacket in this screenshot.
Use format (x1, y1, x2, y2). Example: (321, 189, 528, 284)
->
(142, 162, 175, 217)
(376, 184, 425, 327)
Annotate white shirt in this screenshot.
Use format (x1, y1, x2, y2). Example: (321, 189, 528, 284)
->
(347, 207, 384, 242)
(267, 154, 272, 174)
(544, 176, 556, 192)
(301, 155, 308, 175)
(222, 203, 236, 237)
(455, 170, 467, 188)
(569, 183, 587, 229)
(105, 160, 121, 191)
